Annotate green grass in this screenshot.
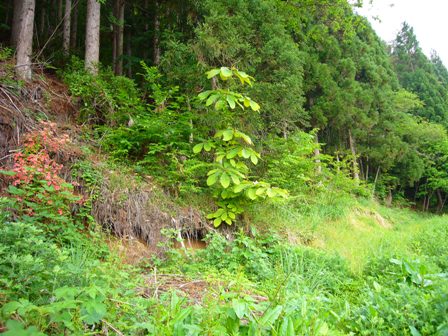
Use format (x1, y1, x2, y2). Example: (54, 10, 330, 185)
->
(249, 195, 447, 272)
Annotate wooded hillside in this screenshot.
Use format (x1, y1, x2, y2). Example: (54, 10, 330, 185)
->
(1, 1, 448, 335)
(2, 0, 448, 211)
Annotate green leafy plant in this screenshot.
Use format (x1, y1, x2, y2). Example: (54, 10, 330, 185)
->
(193, 67, 287, 226)
(62, 56, 143, 124)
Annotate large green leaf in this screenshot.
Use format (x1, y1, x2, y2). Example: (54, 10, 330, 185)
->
(206, 94, 220, 106)
(250, 154, 258, 165)
(249, 100, 260, 111)
(207, 173, 219, 186)
(220, 67, 233, 79)
(213, 218, 222, 227)
(0, 170, 16, 176)
(260, 305, 283, 326)
(226, 95, 236, 109)
(215, 99, 226, 110)
(241, 148, 250, 159)
(222, 129, 234, 141)
(230, 173, 240, 185)
(247, 188, 257, 200)
(232, 299, 247, 319)
(226, 147, 240, 159)
(206, 69, 220, 79)
(279, 317, 295, 336)
(193, 143, 203, 154)
(81, 300, 107, 325)
(197, 90, 212, 100)
(204, 142, 213, 151)
(234, 184, 247, 193)
(220, 172, 231, 188)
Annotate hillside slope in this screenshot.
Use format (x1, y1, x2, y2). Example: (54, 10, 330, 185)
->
(1, 66, 447, 335)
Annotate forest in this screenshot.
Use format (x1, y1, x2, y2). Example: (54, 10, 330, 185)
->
(0, 0, 447, 335)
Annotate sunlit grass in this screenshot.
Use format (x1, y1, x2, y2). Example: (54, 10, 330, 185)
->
(249, 196, 447, 272)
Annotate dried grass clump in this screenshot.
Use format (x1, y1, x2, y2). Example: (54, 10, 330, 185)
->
(93, 169, 209, 247)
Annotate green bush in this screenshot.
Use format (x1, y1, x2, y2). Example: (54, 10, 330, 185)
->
(62, 56, 144, 124)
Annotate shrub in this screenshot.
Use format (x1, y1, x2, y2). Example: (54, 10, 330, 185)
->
(62, 56, 143, 124)
(1, 122, 85, 240)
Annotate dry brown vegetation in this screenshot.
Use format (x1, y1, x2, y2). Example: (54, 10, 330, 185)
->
(93, 167, 209, 247)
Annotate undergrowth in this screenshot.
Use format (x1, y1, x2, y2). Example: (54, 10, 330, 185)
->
(0, 54, 447, 336)
(1, 123, 447, 335)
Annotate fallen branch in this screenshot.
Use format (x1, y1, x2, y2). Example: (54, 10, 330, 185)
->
(101, 319, 124, 336)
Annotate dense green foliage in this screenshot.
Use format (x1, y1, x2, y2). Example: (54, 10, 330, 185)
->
(3, 206, 447, 334)
(2, 0, 448, 334)
(3, 0, 448, 208)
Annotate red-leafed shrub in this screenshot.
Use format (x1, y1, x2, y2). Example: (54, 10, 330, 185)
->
(1, 121, 84, 237)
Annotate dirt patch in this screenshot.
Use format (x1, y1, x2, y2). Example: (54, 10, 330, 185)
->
(107, 236, 157, 265)
(140, 273, 269, 305)
(141, 274, 210, 304)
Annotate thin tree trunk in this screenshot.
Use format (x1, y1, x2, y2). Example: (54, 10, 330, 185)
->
(63, 0, 71, 55)
(70, 0, 78, 49)
(442, 195, 448, 213)
(372, 166, 380, 197)
(39, 0, 46, 38)
(113, 0, 124, 75)
(58, 0, 63, 21)
(428, 193, 432, 211)
(112, 19, 116, 69)
(414, 182, 419, 202)
(116, 1, 124, 75)
(187, 97, 193, 143)
(85, 0, 101, 74)
(436, 189, 446, 213)
(126, 27, 132, 77)
(386, 190, 392, 207)
(348, 129, 359, 182)
(314, 132, 322, 174)
(15, 0, 35, 81)
(425, 191, 433, 212)
(153, 0, 160, 65)
(143, 0, 149, 60)
(11, 0, 23, 47)
(359, 158, 364, 180)
(211, 77, 218, 89)
(4, 3, 11, 26)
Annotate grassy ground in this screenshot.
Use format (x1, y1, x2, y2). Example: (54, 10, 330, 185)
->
(249, 196, 447, 272)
